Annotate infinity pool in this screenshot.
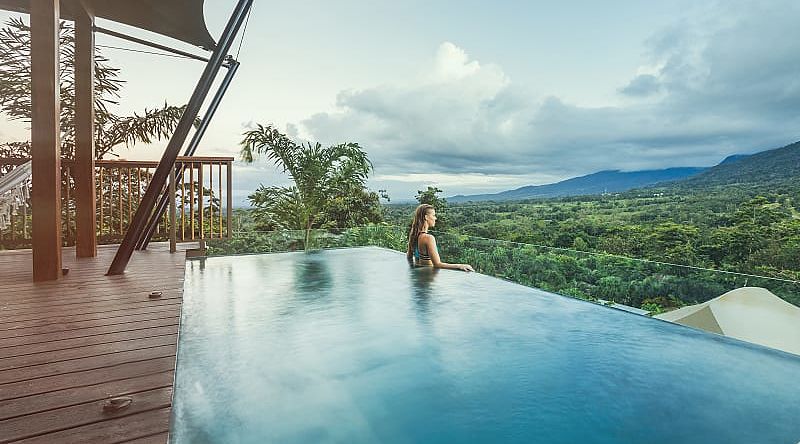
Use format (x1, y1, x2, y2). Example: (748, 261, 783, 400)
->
(170, 247, 800, 443)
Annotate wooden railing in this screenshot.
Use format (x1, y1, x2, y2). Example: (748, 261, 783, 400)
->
(0, 156, 233, 248)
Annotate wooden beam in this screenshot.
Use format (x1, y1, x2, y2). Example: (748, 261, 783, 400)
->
(107, 0, 253, 275)
(74, 4, 97, 258)
(31, 0, 62, 281)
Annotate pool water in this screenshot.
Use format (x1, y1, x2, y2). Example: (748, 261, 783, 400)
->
(170, 247, 800, 443)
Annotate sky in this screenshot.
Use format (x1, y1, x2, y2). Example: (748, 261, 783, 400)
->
(1, 0, 799, 204)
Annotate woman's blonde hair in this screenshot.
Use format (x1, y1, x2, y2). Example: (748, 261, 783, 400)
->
(407, 204, 434, 254)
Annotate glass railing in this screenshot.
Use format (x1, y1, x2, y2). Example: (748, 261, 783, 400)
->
(205, 225, 407, 256)
(204, 225, 800, 313)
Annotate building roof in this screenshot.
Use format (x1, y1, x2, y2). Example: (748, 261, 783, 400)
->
(0, 0, 216, 49)
(655, 287, 800, 356)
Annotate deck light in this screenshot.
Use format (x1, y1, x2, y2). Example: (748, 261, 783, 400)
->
(102, 396, 132, 413)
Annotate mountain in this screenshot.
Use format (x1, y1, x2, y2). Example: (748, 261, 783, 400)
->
(449, 167, 706, 203)
(718, 154, 751, 165)
(677, 141, 800, 188)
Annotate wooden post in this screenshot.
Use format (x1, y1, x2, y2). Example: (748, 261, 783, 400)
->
(226, 161, 232, 238)
(198, 163, 204, 239)
(74, 4, 96, 257)
(168, 166, 177, 253)
(31, 0, 62, 281)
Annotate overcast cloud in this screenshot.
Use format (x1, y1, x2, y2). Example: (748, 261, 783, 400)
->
(297, 1, 800, 200)
(2, 2, 797, 204)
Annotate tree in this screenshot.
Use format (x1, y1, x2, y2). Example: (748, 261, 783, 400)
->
(0, 17, 189, 244)
(416, 186, 448, 229)
(240, 124, 382, 247)
(0, 17, 186, 161)
(416, 186, 446, 209)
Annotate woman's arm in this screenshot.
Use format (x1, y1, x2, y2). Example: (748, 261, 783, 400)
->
(424, 235, 474, 272)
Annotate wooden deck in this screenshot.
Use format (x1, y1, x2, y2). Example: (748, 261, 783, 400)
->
(0, 243, 193, 443)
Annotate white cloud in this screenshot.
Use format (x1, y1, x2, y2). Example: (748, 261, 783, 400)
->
(295, 4, 800, 201)
(431, 42, 485, 82)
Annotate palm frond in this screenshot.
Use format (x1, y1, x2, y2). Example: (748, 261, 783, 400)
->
(97, 103, 186, 157)
(248, 185, 310, 230)
(241, 126, 383, 233)
(240, 124, 300, 176)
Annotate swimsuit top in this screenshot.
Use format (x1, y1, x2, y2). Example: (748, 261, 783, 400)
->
(414, 232, 432, 261)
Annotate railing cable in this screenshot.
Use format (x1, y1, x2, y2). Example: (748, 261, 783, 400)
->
(96, 44, 197, 60)
(234, 3, 253, 61)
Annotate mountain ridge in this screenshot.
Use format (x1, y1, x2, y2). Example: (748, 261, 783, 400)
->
(676, 141, 799, 188)
(448, 140, 800, 203)
(449, 167, 706, 203)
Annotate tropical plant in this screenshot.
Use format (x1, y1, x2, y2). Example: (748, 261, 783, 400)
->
(240, 124, 382, 247)
(0, 17, 186, 161)
(0, 17, 191, 246)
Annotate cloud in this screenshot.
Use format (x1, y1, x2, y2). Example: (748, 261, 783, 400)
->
(297, 3, 800, 199)
(619, 74, 662, 97)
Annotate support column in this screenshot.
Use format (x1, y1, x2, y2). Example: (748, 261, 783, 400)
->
(107, 0, 253, 275)
(31, 0, 62, 281)
(74, 4, 96, 257)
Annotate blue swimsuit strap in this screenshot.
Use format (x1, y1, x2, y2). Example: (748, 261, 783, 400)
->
(415, 232, 432, 260)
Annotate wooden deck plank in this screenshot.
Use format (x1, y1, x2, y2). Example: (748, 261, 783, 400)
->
(14, 407, 172, 444)
(0, 303, 182, 332)
(120, 432, 170, 444)
(0, 356, 176, 401)
(0, 334, 178, 371)
(0, 371, 173, 420)
(0, 299, 181, 324)
(0, 343, 177, 385)
(2, 387, 172, 443)
(0, 288, 183, 310)
(0, 312, 180, 342)
(1, 325, 179, 357)
(0, 308, 180, 345)
(0, 274, 185, 298)
(0, 243, 192, 444)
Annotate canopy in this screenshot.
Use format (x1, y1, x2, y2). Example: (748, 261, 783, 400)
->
(0, 0, 216, 49)
(655, 287, 800, 356)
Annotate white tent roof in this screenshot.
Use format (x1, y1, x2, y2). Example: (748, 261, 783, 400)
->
(655, 287, 800, 356)
(0, 0, 216, 49)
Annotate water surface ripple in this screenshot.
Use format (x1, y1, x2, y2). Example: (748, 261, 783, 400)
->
(171, 247, 800, 443)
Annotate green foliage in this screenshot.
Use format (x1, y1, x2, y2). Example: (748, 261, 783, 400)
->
(416, 186, 447, 209)
(218, 143, 800, 310)
(416, 186, 448, 228)
(240, 124, 383, 247)
(0, 17, 189, 247)
(381, 182, 800, 308)
(640, 302, 663, 315)
(680, 141, 800, 189)
(0, 17, 186, 160)
(205, 225, 406, 256)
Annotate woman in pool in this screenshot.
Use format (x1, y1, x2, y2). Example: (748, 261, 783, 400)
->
(406, 204, 474, 272)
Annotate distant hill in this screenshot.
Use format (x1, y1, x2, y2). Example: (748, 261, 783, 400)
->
(718, 154, 751, 165)
(449, 167, 706, 203)
(677, 141, 800, 188)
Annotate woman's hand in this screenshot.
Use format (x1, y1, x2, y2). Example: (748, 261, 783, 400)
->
(457, 264, 475, 272)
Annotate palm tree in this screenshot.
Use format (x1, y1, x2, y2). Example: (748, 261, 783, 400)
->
(0, 17, 186, 161)
(0, 17, 192, 243)
(240, 124, 375, 248)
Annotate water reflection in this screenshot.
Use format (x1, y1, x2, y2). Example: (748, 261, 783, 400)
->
(294, 252, 332, 296)
(174, 248, 800, 444)
(409, 266, 440, 320)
